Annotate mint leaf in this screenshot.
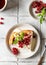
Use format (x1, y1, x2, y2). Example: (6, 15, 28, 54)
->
(20, 32, 24, 38)
(13, 36, 20, 44)
(40, 16, 44, 24)
(16, 36, 20, 41)
(13, 39, 18, 44)
(19, 32, 24, 41)
(13, 32, 24, 44)
(41, 8, 46, 16)
(38, 8, 46, 24)
(37, 13, 41, 16)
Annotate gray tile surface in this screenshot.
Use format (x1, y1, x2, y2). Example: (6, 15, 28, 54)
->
(0, 62, 17, 65)
(0, 16, 17, 38)
(18, 62, 38, 65)
(0, 0, 46, 65)
(19, 16, 41, 31)
(41, 22, 46, 38)
(41, 39, 46, 62)
(0, 0, 18, 16)
(0, 39, 17, 61)
(18, 62, 46, 65)
(19, 0, 33, 16)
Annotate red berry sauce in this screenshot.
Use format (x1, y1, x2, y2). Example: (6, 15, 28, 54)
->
(18, 33, 31, 48)
(18, 41, 24, 48)
(31, 1, 46, 14)
(12, 48, 19, 55)
(0, 0, 5, 9)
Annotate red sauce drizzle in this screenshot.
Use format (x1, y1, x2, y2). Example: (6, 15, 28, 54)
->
(0, 0, 5, 9)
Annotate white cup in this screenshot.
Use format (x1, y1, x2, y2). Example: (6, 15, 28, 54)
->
(0, 0, 7, 11)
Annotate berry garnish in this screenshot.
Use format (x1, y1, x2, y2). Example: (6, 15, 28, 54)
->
(31, 1, 39, 8)
(23, 38, 30, 45)
(0, 17, 4, 20)
(12, 48, 19, 55)
(0, 22, 4, 24)
(18, 41, 24, 48)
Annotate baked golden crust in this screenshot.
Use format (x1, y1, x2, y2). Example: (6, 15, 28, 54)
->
(9, 32, 18, 45)
(21, 30, 33, 34)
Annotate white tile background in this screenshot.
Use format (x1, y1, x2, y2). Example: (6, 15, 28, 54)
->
(0, 62, 17, 65)
(0, 0, 46, 65)
(0, 16, 17, 38)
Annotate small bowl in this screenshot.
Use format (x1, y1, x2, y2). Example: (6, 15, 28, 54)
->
(29, 0, 46, 21)
(0, 0, 7, 11)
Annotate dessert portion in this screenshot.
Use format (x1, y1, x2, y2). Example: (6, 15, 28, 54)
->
(30, 1, 46, 24)
(9, 30, 37, 55)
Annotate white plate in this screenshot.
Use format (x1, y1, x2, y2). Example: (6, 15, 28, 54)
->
(6, 23, 40, 58)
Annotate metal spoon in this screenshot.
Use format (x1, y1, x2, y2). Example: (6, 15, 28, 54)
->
(38, 42, 46, 65)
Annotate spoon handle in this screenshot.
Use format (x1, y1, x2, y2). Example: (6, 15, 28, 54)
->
(38, 47, 46, 65)
(38, 56, 44, 65)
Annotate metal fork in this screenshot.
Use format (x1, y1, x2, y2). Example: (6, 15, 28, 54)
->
(38, 42, 46, 65)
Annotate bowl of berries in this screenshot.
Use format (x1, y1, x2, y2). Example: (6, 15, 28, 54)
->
(6, 23, 40, 58)
(29, 0, 46, 24)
